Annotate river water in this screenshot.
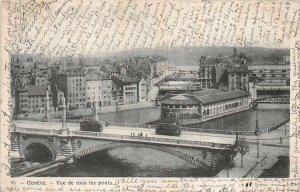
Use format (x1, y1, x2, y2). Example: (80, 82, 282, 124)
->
(53, 104, 289, 177)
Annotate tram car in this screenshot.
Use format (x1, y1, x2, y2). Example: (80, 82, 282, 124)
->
(80, 120, 103, 132)
(155, 123, 181, 136)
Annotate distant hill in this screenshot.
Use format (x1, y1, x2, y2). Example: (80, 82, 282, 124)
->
(11, 46, 289, 67)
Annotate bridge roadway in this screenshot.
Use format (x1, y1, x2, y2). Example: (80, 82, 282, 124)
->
(12, 120, 239, 176)
(14, 120, 236, 149)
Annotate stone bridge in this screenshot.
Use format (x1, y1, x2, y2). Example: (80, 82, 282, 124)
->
(11, 123, 238, 175)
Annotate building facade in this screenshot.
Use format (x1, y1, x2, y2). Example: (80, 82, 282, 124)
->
(112, 76, 139, 105)
(198, 56, 217, 89)
(16, 85, 54, 114)
(227, 65, 249, 92)
(56, 69, 86, 110)
(248, 64, 290, 80)
(86, 74, 113, 108)
(160, 89, 250, 123)
(138, 77, 147, 103)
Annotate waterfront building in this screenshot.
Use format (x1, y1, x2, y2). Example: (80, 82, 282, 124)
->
(138, 77, 147, 103)
(56, 69, 86, 110)
(112, 76, 139, 105)
(227, 65, 249, 92)
(16, 85, 53, 114)
(248, 64, 290, 80)
(15, 88, 29, 114)
(86, 73, 113, 108)
(160, 89, 250, 123)
(198, 56, 217, 89)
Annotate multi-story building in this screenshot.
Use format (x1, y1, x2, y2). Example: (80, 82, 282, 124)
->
(122, 77, 138, 105)
(248, 64, 290, 80)
(16, 85, 53, 114)
(101, 65, 120, 77)
(56, 69, 86, 110)
(27, 85, 53, 114)
(198, 56, 217, 89)
(86, 74, 113, 108)
(112, 76, 139, 105)
(35, 75, 49, 86)
(138, 77, 147, 103)
(227, 65, 249, 92)
(151, 60, 171, 77)
(112, 77, 124, 105)
(15, 88, 29, 114)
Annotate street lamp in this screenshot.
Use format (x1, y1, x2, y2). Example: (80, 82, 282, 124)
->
(254, 112, 260, 158)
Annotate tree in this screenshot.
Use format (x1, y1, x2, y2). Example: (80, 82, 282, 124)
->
(232, 48, 238, 59)
(239, 52, 247, 59)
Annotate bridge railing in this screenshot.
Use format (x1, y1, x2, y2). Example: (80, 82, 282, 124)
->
(71, 130, 234, 149)
(14, 127, 61, 135)
(107, 122, 157, 129)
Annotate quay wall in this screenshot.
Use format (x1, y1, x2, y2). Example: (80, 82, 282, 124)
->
(16, 102, 155, 120)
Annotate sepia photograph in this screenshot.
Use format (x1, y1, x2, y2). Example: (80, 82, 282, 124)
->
(1, 0, 299, 191)
(10, 46, 290, 177)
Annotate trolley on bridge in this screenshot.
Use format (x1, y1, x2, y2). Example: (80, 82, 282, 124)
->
(80, 120, 103, 132)
(156, 123, 181, 136)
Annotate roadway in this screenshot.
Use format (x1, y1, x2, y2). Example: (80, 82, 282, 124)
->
(14, 120, 236, 145)
(216, 121, 289, 177)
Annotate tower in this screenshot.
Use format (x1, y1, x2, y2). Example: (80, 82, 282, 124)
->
(44, 89, 50, 122)
(61, 96, 68, 135)
(94, 91, 99, 121)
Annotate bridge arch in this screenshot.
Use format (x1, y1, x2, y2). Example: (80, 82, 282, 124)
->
(20, 138, 56, 161)
(73, 142, 212, 172)
(24, 143, 53, 163)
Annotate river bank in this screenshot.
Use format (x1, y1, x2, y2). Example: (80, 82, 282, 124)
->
(16, 102, 157, 121)
(216, 121, 289, 178)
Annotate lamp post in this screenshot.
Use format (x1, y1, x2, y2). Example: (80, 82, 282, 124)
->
(254, 112, 260, 158)
(61, 96, 68, 135)
(94, 91, 99, 122)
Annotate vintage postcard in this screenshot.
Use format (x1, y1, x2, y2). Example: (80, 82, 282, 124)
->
(1, 0, 300, 191)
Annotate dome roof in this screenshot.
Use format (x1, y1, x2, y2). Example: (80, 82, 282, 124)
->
(169, 95, 190, 101)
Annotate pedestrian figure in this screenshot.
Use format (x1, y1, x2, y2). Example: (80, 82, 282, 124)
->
(146, 134, 147, 138)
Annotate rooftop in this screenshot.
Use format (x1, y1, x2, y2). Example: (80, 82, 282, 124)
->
(189, 89, 222, 97)
(112, 75, 138, 86)
(28, 85, 52, 96)
(227, 65, 249, 73)
(160, 90, 249, 105)
(198, 90, 249, 105)
(161, 94, 200, 105)
(102, 65, 119, 73)
(86, 73, 110, 81)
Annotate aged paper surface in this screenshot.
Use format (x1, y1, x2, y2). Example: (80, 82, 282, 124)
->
(1, 0, 300, 191)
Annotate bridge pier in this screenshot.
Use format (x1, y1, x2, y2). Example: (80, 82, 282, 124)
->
(11, 132, 24, 162)
(56, 136, 74, 162)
